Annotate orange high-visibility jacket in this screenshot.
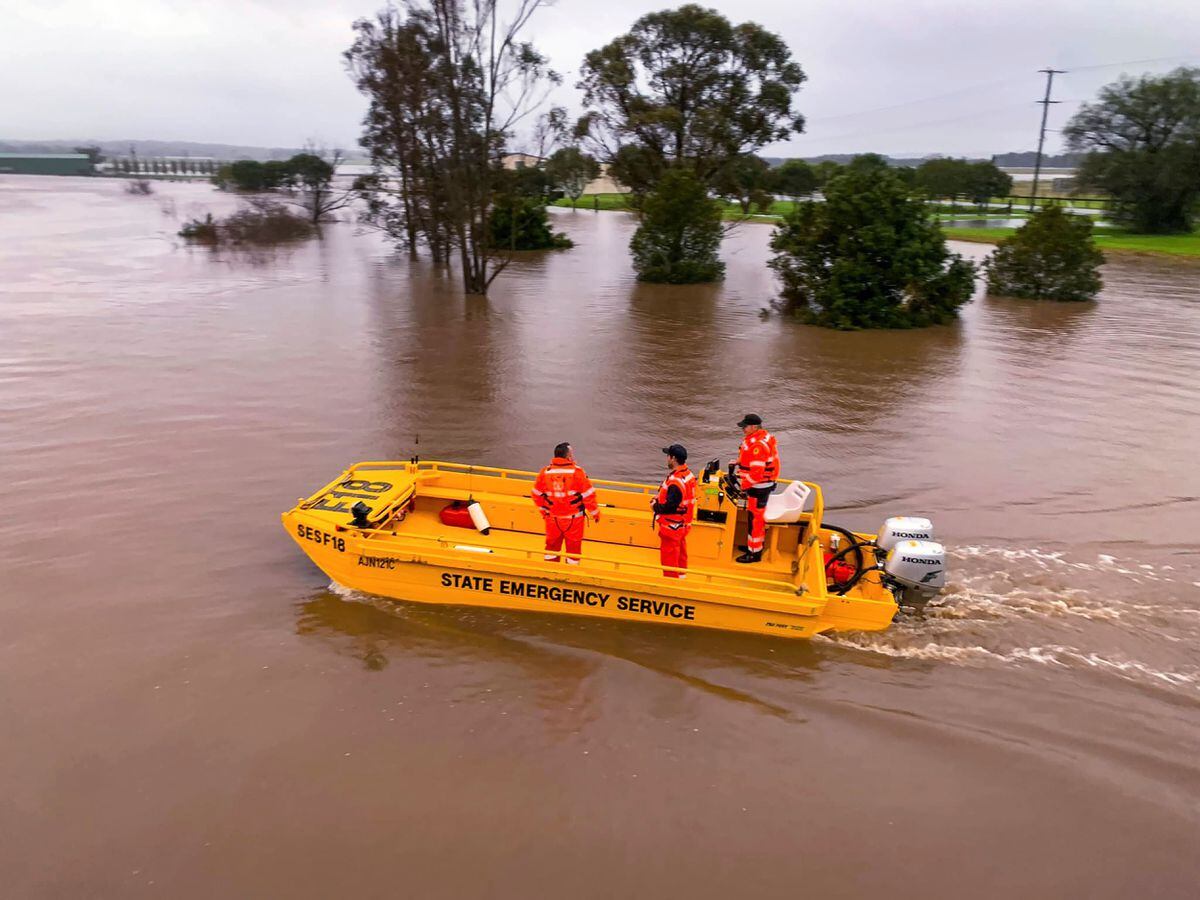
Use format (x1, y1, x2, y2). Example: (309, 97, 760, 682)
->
(654, 466, 697, 528)
(736, 429, 780, 491)
(531, 457, 599, 518)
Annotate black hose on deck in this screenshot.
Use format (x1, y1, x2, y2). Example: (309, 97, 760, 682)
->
(821, 522, 878, 595)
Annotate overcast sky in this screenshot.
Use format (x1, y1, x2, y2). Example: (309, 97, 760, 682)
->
(2, 0, 1197, 157)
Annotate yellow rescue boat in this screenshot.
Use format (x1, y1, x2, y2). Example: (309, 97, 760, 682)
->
(282, 460, 947, 640)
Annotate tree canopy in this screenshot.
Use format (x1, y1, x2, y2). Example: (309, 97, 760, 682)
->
(986, 206, 1104, 302)
(577, 4, 805, 188)
(769, 159, 818, 202)
(544, 148, 601, 206)
(715, 154, 774, 215)
(222, 159, 292, 192)
(769, 166, 976, 329)
(1064, 67, 1200, 234)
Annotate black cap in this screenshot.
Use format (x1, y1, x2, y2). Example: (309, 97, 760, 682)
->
(737, 413, 762, 428)
(661, 443, 688, 462)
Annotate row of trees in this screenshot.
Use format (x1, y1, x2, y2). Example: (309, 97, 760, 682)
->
(910, 158, 1012, 207)
(706, 153, 1015, 213)
(114, 157, 219, 175)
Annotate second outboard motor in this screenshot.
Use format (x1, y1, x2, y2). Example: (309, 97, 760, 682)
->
(882, 540, 946, 603)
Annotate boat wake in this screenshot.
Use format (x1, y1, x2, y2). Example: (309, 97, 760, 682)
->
(820, 545, 1200, 696)
(325, 546, 1200, 697)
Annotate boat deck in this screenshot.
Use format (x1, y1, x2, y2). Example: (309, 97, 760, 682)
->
(359, 501, 807, 597)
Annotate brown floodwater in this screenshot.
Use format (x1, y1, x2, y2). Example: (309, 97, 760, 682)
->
(2, 175, 1198, 898)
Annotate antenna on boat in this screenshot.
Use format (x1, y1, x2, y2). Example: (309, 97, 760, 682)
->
(411, 432, 420, 466)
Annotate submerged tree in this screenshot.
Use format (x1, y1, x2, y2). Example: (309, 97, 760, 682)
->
(1065, 67, 1200, 234)
(346, 0, 559, 295)
(630, 169, 724, 283)
(986, 206, 1104, 301)
(488, 195, 572, 249)
(770, 166, 976, 329)
(287, 150, 354, 224)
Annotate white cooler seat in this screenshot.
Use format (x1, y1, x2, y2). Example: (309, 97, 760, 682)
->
(764, 481, 811, 524)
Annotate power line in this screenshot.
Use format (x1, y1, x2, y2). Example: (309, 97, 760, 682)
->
(1029, 68, 1066, 212)
(798, 102, 1030, 145)
(1065, 54, 1197, 72)
(803, 54, 1197, 130)
(806, 77, 1014, 124)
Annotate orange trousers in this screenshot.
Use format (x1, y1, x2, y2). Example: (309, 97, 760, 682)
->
(745, 487, 772, 554)
(659, 524, 689, 577)
(544, 515, 585, 563)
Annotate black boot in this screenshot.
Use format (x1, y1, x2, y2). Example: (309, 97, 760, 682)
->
(735, 550, 762, 564)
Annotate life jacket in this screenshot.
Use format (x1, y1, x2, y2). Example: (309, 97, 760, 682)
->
(737, 429, 780, 490)
(532, 457, 598, 518)
(656, 465, 696, 529)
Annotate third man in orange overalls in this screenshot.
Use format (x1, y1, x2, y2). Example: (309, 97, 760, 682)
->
(735, 414, 780, 564)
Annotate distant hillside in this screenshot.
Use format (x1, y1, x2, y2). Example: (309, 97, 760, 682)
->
(0, 138, 323, 160)
(761, 151, 1085, 168)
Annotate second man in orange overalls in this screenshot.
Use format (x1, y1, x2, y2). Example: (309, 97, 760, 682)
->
(652, 443, 696, 578)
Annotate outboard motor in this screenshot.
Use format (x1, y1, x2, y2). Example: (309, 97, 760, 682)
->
(882, 539, 946, 603)
(876, 516, 935, 552)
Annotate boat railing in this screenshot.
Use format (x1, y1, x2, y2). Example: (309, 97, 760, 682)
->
(346, 459, 825, 528)
(347, 525, 807, 596)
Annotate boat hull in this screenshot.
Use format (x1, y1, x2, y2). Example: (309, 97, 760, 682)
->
(284, 510, 898, 640)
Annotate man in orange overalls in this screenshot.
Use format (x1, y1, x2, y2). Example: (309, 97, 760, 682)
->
(652, 444, 696, 578)
(735, 414, 780, 564)
(531, 442, 600, 564)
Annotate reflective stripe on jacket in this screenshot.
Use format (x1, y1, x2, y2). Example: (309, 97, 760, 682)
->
(737, 429, 780, 490)
(531, 457, 598, 518)
(655, 465, 696, 528)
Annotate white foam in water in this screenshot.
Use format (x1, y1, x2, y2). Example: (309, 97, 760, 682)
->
(822, 545, 1200, 694)
(823, 635, 1200, 690)
(953, 546, 1176, 584)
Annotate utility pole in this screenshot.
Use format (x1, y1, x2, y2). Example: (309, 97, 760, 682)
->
(1029, 68, 1066, 212)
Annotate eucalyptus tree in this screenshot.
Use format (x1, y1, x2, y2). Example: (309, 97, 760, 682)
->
(576, 4, 805, 187)
(346, 0, 559, 294)
(577, 4, 805, 282)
